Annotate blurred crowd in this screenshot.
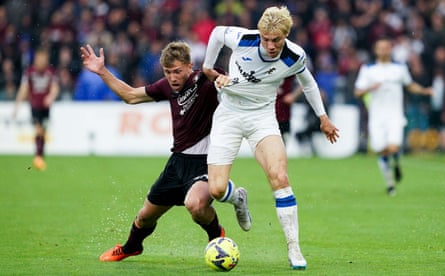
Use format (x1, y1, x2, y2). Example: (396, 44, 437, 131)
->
(0, 0, 444, 151)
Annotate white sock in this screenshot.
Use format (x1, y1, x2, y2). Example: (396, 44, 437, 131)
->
(274, 187, 300, 250)
(217, 179, 236, 203)
(377, 156, 394, 188)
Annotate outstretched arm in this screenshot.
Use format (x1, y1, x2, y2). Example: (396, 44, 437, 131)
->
(44, 80, 60, 108)
(405, 82, 433, 96)
(296, 69, 339, 144)
(354, 83, 381, 98)
(202, 26, 227, 82)
(80, 44, 153, 104)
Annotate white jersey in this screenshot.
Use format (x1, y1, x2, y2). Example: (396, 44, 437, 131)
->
(203, 26, 326, 115)
(355, 62, 412, 123)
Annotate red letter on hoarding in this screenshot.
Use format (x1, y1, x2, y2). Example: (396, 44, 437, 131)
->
(119, 111, 142, 135)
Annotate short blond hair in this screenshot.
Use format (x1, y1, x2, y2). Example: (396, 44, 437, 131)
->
(257, 6, 293, 36)
(160, 41, 191, 67)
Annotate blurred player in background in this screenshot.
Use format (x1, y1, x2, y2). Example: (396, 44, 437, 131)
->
(275, 75, 298, 144)
(202, 6, 339, 270)
(354, 37, 433, 196)
(81, 42, 246, 262)
(13, 48, 60, 170)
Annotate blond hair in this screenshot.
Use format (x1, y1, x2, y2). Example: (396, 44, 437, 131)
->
(160, 41, 191, 67)
(257, 6, 293, 36)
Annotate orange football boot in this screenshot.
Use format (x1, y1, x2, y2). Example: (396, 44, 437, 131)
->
(99, 244, 142, 262)
(33, 156, 46, 171)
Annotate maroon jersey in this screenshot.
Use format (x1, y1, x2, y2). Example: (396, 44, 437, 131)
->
(145, 70, 219, 153)
(22, 66, 57, 110)
(275, 75, 296, 123)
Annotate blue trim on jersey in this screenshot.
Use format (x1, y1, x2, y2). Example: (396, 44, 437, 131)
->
(275, 195, 297, 208)
(280, 44, 301, 67)
(296, 67, 306, 74)
(238, 34, 260, 47)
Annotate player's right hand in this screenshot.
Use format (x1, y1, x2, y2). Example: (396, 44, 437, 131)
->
(80, 44, 105, 74)
(214, 74, 232, 89)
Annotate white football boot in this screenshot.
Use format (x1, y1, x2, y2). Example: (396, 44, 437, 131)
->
(233, 187, 252, 231)
(288, 244, 307, 270)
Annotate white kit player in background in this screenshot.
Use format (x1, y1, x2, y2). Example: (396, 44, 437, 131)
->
(202, 6, 339, 270)
(354, 37, 433, 196)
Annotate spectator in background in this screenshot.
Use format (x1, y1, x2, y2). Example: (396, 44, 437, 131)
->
(85, 18, 113, 50)
(138, 40, 164, 84)
(12, 48, 60, 170)
(0, 58, 18, 100)
(307, 7, 332, 52)
(405, 54, 431, 145)
(191, 9, 216, 45)
(314, 50, 337, 106)
(431, 47, 445, 133)
(73, 50, 121, 101)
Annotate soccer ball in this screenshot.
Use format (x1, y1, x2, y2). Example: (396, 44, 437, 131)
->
(205, 237, 240, 271)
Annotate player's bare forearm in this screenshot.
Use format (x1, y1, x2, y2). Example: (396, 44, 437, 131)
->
(80, 44, 152, 104)
(12, 83, 29, 117)
(354, 83, 380, 98)
(203, 68, 220, 82)
(44, 82, 60, 107)
(319, 114, 339, 144)
(354, 88, 367, 98)
(406, 82, 433, 96)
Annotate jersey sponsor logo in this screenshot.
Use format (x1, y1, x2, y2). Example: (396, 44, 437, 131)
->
(177, 83, 199, 116)
(235, 60, 261, 83)
(266, 67, 276, 74)
(30, 72, 51, 94)
(241, 56, 252, 61)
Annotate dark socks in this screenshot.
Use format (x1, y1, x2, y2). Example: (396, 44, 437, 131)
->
(392, 152, 400, 166)
(122, 222, 156, 253)
(35, 135, 45, 157)
(197, 214, 222, 241)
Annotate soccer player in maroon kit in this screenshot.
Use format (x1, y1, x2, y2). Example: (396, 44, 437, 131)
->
(80, 42, 246, 262)
(13, 48, 60, 170)
(275, 75, 298, 144)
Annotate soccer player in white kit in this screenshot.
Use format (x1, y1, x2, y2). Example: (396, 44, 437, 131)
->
(354, 37, 432, 196)
(202, 6, 339, 270)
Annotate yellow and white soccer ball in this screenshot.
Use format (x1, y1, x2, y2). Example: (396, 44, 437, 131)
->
(205, 237, 240, 271)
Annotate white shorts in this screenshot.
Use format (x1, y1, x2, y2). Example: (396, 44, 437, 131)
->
(369, 117, 405, 152)
(207, 104, 281, 165)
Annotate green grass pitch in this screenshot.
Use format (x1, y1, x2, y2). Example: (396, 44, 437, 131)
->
(0, 154, 444, 275)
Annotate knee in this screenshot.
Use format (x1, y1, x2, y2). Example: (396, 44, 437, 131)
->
(207, 178, 229, 200)
(185, 196, 208, 218)
(209, 185, 224, 200)
(268, 169, 289, 189)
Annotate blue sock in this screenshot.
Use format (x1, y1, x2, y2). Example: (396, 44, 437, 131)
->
(379, 155, 390, 168)
(219, 179, 235, 202)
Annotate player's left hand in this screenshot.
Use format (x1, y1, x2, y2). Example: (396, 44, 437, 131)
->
(319, 115, 339, 144)
(43, 96, 52, 108)
(215, 74, 232, 89)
